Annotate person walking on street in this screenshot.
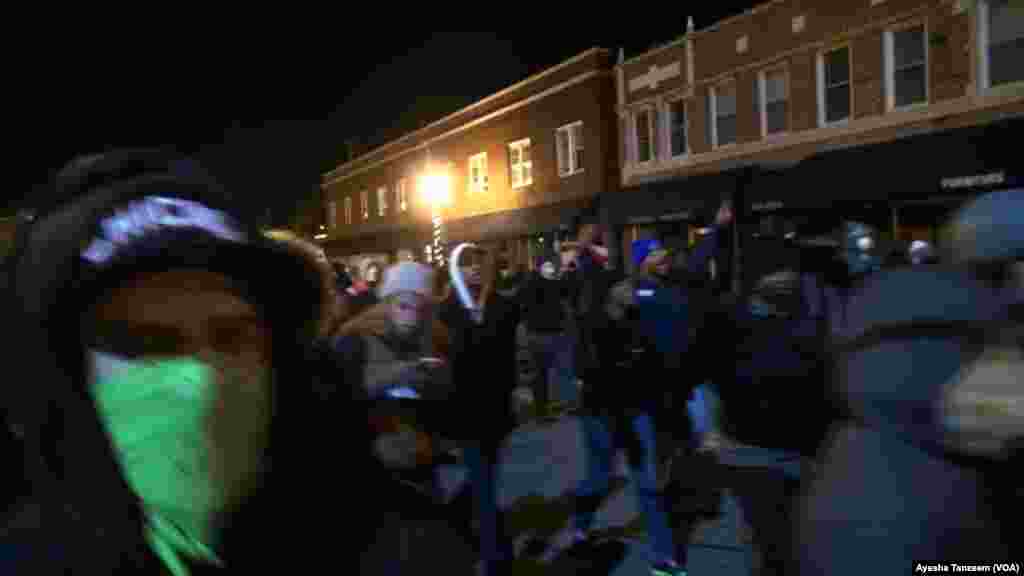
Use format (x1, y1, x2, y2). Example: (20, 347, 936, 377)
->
(518, 258, 572, 421)
(440, 247, 522, 576)
(569, 203, 732, 576)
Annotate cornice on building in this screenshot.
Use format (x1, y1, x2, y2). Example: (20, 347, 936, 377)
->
(324, 47, 610, 182)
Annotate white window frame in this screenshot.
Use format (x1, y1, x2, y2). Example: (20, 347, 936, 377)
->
(884, 20, 929, 111)
(327, 200, 337, 230)
(468, 152, 488, 195)
(817, 44, 853, 127)
(711, 80, 738, 149)
(360, 190, 369, 220)
(396, 178, 408, 212)
(665, 97, 689, 158)
(508, 139, 533, 188)
(556, 121, 584, 177)
(376, 186, 388, 217)
(344, 196, 353, 225)
(632, 107, 658, 164)
(758, 66, 790, 138)
(978, 0, 1024, 93)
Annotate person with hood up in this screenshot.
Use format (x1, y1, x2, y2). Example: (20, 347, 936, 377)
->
(1, 150, 334, 575)
(795, 190, 1022, 575)
(568, 203, 732, 576)
(440, 247, 521, 576)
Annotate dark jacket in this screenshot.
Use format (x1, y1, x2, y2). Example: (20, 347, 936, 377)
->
(605, 227, 724, 410)
(518, 274, 569, 333)
(440, 291, 521, 443)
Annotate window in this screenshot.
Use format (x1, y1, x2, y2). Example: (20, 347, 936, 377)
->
(634, 109, 657, 163)
(980, 0, 1024, 89)
(468, 152, 488, 194)
(667, 99, 688, 157)
(327, 200, 337, 229)
(818, 46, 852, 126)
(759, 69, 789, 136)
(377, 186, 388, 217)
(556, 121, 584, 176)
(885, 24, 927, 109)
(360, 190, 369, 220)
(396, 178, 408, 212)
(344, 196, 353, 225)
(712, 82, 737, 147)
(508, 139, 533, 188)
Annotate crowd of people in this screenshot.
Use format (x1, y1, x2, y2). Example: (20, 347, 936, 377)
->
(1, 150, 1019, 576)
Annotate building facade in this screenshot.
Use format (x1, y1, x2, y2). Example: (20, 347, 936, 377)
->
(320, 48, 618, 274)
(614, 0, 1023, 272)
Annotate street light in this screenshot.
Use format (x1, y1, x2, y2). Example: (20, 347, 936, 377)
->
(419, 168, 452, 268)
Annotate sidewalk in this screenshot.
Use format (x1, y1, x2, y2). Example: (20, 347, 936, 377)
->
(440, 416, 755, 575)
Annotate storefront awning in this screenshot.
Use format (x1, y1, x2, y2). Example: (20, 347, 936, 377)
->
(445, 197, 591, 244)
(323, 226, 426, 257)
(746, 116, 1023, 211)
(609, 167, 753, 226)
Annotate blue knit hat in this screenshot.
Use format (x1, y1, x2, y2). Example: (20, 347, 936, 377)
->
(632, 237, 667, 268)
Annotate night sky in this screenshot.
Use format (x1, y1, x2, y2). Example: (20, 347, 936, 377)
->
(10, 6, 755, 224)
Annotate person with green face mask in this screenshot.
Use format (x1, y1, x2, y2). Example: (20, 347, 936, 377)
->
(2, 151, 331, 575)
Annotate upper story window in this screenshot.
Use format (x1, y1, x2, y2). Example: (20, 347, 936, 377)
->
(556, 121, 584, 176)
(468, 152, 488, 194)
(376, 186, 388, 217)
(979, 0, 1024, 90)
(818, 46, 852, 126)
(667, 99, 688, 157)
(885, 23, 928, 110)
(508, 139, 533, 188)
(634, 109, 658, 163)
(327, 200, 337, 230)
(711, 81, 737, 148)
(360, 190, 369, 220)
(344, 196, 353, 225)
(396, 178, 408, 212)
(759, 68, 789, 137)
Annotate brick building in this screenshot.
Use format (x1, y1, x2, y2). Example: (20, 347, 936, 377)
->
(320, 48, 618, 274)
(613, 0, 1023, 273)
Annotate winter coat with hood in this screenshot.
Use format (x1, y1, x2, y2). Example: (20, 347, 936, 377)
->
(1, 151, 334, 575)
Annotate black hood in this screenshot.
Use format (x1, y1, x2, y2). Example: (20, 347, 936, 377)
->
(3, 151, 326, 569)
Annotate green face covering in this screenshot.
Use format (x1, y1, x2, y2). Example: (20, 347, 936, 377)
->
(89, 351, 226, 576)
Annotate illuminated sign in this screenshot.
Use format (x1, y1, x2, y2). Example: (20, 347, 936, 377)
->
(83, 196, 245, 264)
(940, 172, 1005, 190)
(752, 201, 784, 212)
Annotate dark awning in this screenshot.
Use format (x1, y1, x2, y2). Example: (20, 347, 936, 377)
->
(323, 225, 426, 257)
(609, 167, 753, 226)
(746, 116, 1023, 210)
(445, 197, 590, 244)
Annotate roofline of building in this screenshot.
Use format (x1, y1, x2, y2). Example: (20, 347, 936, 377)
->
(322, 68, 610, 186)
(324, 46, 610, 181)
(618, 0, 788, 68)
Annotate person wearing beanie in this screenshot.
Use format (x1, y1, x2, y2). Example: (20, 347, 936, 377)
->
(570, 203, 732, 576)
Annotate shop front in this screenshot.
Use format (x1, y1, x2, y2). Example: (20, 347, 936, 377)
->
(605, 168, 751, 279)
(744, 117, 1023, 252)
(323, 224, 429, 273)
(444, 197, 591, 272)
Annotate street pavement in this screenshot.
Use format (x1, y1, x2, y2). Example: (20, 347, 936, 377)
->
(439, 415, 754, 575)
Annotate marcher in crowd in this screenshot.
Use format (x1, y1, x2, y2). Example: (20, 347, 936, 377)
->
(440, 247, 521, 576)
(517, 257, 572, 421)
(571, 202, 730, 576)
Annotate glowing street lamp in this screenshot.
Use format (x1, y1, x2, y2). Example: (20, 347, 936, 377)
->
(419, 168, 452, 268)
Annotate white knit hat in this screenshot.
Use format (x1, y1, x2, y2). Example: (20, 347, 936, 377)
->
(377, 261, 435, 299)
